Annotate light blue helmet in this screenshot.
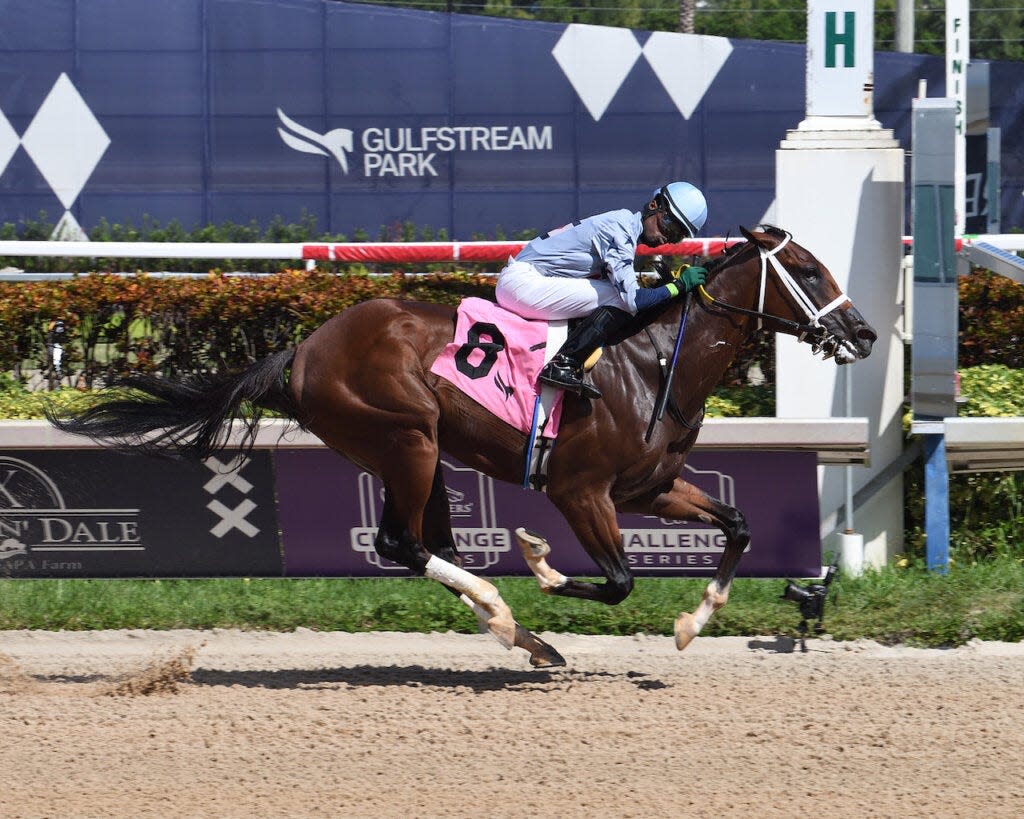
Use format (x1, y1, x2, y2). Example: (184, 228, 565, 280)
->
(654, 181, 708, 238)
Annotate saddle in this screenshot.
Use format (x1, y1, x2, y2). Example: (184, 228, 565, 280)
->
(429, 298, 574, 490)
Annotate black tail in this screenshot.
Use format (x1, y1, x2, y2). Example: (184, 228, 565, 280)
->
(46, 350, 300, 460)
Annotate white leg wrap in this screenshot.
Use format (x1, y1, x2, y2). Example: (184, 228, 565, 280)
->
(425, 556, 515, 650)
(425, 555, 499, 605)
(690, 598, 714, 632)
(459, 593, 489, 629)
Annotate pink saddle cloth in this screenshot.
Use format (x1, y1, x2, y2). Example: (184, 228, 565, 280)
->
(430, 298, 564, 438)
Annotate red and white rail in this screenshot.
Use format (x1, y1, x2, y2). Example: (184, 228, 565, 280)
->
(0, 238, 741, 265)
(0, 235, 1019, 267)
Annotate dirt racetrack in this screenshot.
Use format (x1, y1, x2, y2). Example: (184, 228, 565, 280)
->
(1, 629, 1022, 819)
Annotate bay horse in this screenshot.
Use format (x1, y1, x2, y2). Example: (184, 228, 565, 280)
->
(48, 226, 876, 667)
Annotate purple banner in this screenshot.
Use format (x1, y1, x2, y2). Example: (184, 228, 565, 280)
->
(275, 449, 821, 578)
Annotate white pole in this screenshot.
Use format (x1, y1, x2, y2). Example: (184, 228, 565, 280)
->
(840, 364, 864, 576)
(895, 0, 915, 53)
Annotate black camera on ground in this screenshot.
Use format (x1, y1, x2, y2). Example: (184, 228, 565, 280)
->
(781, 564, 838, 638)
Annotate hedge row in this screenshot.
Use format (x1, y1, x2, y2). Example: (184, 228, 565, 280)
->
(0, 208, 1020, 387)
(959, 268, 1024, 368)
(0, 271, 506, 387)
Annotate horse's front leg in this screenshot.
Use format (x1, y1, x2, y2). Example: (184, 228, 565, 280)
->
(515, 526, 569, 592)
(621, 476, 750, 651)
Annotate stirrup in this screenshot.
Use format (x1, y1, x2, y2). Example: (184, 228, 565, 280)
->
(539, 361, 602, 400)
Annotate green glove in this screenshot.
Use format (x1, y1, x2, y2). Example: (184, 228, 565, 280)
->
(675, 265, 707, 293)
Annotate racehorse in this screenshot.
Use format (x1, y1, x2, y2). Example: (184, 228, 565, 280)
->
(48, 226, 876, 667)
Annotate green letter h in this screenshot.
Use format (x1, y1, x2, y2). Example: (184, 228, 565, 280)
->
(825, 11, 856, 68)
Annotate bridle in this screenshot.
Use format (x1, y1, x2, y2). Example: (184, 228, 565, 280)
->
(696, 230, 849, 345)
(643, 228, 856, 442)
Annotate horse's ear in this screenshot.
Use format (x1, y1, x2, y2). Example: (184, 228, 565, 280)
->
(739, 225, 761, 245)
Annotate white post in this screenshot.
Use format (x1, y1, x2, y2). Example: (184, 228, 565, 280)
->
(775, 0, 905, 570)
(839, 530, 865, 575)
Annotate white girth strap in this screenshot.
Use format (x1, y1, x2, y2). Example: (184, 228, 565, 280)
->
(756, 232, 848, 333)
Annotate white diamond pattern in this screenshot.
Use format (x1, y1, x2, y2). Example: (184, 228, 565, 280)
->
(0, 109, 18, 178)
(642, 32, 733, 120)
(20, 73, 109, 209)
(50, 210, 90, 241)
(552, 24, 642, 122)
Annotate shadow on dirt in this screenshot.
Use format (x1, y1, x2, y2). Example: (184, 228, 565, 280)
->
(188, 665, 670, 693)
(747, 636, 797, 653)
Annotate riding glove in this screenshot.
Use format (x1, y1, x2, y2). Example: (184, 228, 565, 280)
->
(675, 265, 707, 292)
(635, 264, 708, 310)
(663, 265, 707, 299)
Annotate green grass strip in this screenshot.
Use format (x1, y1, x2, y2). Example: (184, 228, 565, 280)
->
(1, 557, 1021, 647)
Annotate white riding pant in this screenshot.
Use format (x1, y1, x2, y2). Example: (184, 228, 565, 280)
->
(495, 259, 625, 321)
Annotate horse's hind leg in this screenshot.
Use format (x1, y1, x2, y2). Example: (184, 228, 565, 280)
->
(376, 451, 563, 667)
(369, 442, 510, 638)
(623, 477, 750, 651)
(422, 461, 565, 668)
(421, 459, 461, 568)
(295, 315, 561, 664)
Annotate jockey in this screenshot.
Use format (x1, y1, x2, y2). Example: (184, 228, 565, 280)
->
(495, 181, 709, 400)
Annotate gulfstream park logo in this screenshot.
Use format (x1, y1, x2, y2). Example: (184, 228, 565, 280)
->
(277, 109, 354, 173)
(0, 456, 141, 572)
(351, 460, 510, 570)
(277, 108, 553, 178)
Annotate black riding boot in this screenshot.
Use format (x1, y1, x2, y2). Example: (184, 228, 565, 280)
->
(539, 306, 633, 400)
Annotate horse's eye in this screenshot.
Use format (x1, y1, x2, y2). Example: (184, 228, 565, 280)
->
(804, 267, 820, 281)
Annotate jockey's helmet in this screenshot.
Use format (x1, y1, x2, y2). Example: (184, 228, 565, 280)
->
(652, 181, 708, 240)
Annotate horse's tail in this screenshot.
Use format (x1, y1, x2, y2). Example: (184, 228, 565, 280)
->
(46, 349, 300, 460)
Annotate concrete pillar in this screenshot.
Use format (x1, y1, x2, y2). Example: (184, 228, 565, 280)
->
(775, 0, 906, 568)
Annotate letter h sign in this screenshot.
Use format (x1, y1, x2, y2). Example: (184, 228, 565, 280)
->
(806, 0, 874, 118)
(825, 11, 856, 68)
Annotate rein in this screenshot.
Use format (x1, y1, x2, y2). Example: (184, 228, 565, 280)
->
(644, 292, 690, 443)
(641, 302, 705, 442)
(697, 231, 848, 341)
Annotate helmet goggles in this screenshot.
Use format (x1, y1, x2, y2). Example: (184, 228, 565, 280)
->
(654, 207, 687, 243)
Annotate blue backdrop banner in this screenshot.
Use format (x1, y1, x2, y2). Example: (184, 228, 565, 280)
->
(0, 0, 1020, 238)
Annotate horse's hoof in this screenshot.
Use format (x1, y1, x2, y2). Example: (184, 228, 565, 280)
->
(515, 624, 566, 667)
(515, 527, 550, 558)
(674, 612, 700, 651)
(529, 649, 567, 669)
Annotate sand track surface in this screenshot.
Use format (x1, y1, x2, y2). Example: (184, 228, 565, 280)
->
(1, 629, 1023, 818)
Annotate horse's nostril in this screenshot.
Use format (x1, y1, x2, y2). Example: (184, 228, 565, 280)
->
(857, 326, 878, 342)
